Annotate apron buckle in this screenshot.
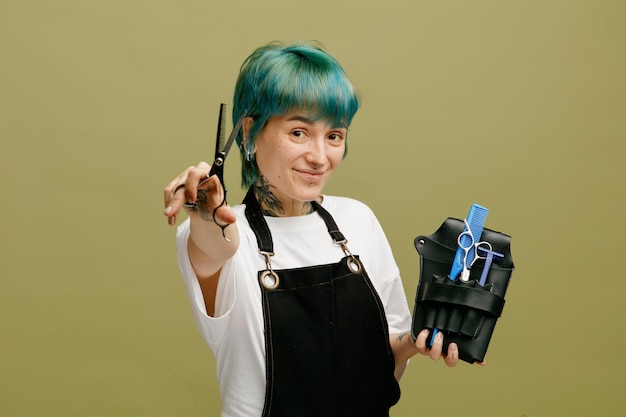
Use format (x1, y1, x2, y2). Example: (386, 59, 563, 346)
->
(259, 250, 280, 290)
(337, 240, 362, 274)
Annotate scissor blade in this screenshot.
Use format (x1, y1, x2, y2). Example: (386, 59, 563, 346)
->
(215, 103, 227, 158)
(221, 109, 247, 158)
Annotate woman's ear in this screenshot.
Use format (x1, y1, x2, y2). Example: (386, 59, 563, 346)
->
(241, 117, 257, 161)
(242, 117, 254, 142)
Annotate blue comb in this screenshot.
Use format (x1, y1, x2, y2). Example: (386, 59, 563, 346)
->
(449, 204, 489, 281)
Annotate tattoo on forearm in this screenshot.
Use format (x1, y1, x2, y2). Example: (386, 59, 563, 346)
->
(396, 332, 409, 343)
(193, 190, 214, 222)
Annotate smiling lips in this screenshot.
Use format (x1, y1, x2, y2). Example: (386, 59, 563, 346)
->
(295, 168, 325, 183)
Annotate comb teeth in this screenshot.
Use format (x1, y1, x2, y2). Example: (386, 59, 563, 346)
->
(216, 103, 227, 152)
(449, 203, 489, 280)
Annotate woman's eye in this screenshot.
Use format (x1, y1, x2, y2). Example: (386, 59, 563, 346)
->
(292, 130, 305, 138)
(328, 133, 344, 141)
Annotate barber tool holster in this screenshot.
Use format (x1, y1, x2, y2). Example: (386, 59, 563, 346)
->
(411, 218, 515, 363)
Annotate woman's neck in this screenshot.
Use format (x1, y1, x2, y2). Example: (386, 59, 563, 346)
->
(252, 181, 317, 217)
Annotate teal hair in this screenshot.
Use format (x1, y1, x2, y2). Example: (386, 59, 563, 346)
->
(232, 42, 360, 189)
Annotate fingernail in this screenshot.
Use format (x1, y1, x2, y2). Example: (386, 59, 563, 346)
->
(448, 344, 459, 359)
(164, 206, 172, 215)
(168, 216, 175, 226)
(435, 332, 443, 343)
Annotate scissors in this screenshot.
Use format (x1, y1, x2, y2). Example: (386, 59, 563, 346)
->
(184, 103, 247, 240)
(457, 219, 492, 282)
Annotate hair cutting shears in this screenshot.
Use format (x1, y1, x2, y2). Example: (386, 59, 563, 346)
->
(184, 103, 247, 239)
(457, 219, 492, 282)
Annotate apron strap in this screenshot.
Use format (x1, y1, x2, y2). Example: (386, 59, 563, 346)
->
(310, 201, 347, 244)
(243, 187, 274, 254)
(243, 187, 346, 252)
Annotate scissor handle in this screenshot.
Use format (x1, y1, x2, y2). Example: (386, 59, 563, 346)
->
(183, 158, 227, 211)
(457, 220, 494, 273)
(457, 228, 475, 250)
(474, 241, 492, 258)
(470, 241, 492, 267)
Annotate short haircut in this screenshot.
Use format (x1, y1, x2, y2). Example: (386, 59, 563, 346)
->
(233, 42, 360, 188)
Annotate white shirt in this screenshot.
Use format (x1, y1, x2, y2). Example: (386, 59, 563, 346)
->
(177, 195, 411, 417)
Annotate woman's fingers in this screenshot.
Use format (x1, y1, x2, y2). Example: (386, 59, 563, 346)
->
(183, 163, 212, 205)
(163, 162, 213, 225)
(414, 329, 459, 367)
(163, 175, 188, 225)
(414, 329, 431, 354)
(428, 331, 444, 361)
(444, 343, 458, 367)
(189, 175, 226, 221)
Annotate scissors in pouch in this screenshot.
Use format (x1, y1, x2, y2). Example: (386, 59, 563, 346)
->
(457, 219, 492, 282)
(184, 103, 247, 240)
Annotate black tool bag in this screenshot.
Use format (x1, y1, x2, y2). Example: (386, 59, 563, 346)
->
(411, 218, 515, 364)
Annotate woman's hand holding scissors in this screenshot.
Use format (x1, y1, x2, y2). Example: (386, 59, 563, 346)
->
(163, 161, 236, 230)
(165, 105, 245, 233)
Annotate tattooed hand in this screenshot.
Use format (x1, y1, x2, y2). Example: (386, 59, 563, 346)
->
(163, 161, 236, 230)
(191, 188, 218, 222)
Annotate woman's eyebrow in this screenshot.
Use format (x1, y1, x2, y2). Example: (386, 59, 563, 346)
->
(286, 115, 314, 124)
(286, 115, 347, 129)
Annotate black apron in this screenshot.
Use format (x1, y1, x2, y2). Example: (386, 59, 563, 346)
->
(243, 188, 400, 417)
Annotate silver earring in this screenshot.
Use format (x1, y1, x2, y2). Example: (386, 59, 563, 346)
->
(242, 138, 254, 162)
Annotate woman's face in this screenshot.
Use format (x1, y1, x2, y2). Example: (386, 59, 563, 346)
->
(251, 111, 347, 211)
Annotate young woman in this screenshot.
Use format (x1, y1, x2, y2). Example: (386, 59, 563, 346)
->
(163, 42, 459, 417)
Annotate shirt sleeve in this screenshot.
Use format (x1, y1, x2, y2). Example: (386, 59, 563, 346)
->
(380, 274, 412, 334)
(349, 201, 412, 334)
(175, 219, 235, 352)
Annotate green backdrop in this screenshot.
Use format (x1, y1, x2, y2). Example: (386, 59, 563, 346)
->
(2, 1, 624, 416)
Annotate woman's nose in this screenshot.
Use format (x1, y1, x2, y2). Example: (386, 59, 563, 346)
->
(306, 138, 327, 167)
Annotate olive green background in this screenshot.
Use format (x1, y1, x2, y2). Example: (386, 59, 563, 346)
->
(1, 1, 624, 416)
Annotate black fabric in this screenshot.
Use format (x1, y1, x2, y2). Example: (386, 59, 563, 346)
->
(311, 200, 347, 244)
(243, 187, 274, 253)
(258, 258, 400, 417)
(417, 280, 506, 317)
(411, 218, 515, 363)
(244, 187, 400, 417)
